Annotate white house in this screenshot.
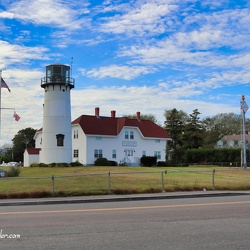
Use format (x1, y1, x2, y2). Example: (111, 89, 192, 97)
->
(24, 108, 171, 166)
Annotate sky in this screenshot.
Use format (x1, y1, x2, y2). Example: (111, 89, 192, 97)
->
(0, 0, 250, 146)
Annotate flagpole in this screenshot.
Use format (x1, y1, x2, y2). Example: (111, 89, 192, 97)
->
(0, 69, 2, 141)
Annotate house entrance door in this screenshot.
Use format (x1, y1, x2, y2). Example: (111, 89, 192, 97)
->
(124, 149, 134, 165)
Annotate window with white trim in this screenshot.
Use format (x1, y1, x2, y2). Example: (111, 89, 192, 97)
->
(125, 130, 135, 140)
(130, 131, 134, 139)
(74, 130, 78, 139)
(73, 149, 79, 158)
(125, 131, 129, 139)
(125, 150, 134, 156)
(112, 150, 116, 159)
(142, 151, 146, 157)
(94, 149, 103, 158)
(154, 151, 161, 160)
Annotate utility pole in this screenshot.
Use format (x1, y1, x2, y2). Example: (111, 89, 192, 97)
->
(0, 70, 2, 141)
(240, 95, 248, 170)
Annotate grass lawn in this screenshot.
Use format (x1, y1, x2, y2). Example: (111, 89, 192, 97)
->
(0, 165, 250, 198)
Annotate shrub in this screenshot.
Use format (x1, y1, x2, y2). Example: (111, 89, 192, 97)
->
(56, 163, 69, 167)
(95, 158, 111, 166)
(38, 163, 47, 167)
(109, 160, 118, 166)
(48, 162, 57, 167)
(6, 167, 21, 177)
(157, 161, 167, 166)
(30, 162, 39, 167)
(140, 156, 157, 167)
(69, 161, 83, 166)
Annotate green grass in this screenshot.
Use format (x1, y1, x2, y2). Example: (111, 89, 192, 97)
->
(0, 165, 250, 198)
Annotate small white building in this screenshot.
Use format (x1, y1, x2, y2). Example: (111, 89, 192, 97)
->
(24, 108, 171, 166)
(23, 148, 41, 166)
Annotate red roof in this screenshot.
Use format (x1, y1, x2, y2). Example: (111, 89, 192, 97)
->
(72, 115, 171, 139)
(26, 148, 41, 155)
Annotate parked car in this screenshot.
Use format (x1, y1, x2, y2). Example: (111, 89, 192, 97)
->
(7, 162, 18, 167)
(0, 169, 6, 177)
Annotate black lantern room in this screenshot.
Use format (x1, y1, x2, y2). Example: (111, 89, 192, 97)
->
(41, 63, 75, 89)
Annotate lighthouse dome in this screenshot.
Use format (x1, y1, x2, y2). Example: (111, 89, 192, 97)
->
(41, 63, 74, 89)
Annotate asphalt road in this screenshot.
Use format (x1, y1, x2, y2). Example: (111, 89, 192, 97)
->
(1, 195, 250, 250)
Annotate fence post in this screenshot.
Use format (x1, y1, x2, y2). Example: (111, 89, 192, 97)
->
(108, 172, 111, 194)
(161, 171, 166, 192)
(51, 175, 55, 194)
(212, 169, 215, 190)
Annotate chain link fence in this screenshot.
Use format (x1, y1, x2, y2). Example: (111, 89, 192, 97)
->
(1, 168, 250, 197)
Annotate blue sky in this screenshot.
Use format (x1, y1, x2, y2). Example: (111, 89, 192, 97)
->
(0, 0, 250, 145)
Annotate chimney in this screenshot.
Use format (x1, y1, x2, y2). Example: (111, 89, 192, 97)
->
(136, 111, 140, 120)
(111, 110, 116, 118)
(95, 107, 100, 117)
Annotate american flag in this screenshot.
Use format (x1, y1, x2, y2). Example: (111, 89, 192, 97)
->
(1, 77, 11, 92)
(13, 112, 20, 121)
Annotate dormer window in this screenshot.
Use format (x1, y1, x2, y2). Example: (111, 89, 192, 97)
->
(130, 131, 134, 139)
(125, 131, 129, 139)
(125, 130, 134, 140)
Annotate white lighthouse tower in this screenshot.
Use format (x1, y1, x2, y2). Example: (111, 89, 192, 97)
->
(39, 63, 74, 164)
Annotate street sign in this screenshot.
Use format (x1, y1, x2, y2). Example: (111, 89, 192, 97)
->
(241, 101, 249, 113)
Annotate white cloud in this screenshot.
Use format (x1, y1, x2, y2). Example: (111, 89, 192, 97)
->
(0, 41, 49, 68)
(99, 0, 178, 36)
(0, 69, 44, 145)
(83, 65, 156, 80)
(71, 84, 239, 125)
(0, 0, 249, 146)
(0, 11, 14, 19)
(0, 79, 242, 145)
(1, 0, 88, 30)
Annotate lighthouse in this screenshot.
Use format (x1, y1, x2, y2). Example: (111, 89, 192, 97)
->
(39, 63, 74, 164)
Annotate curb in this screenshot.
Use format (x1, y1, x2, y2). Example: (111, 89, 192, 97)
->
(0, 191, 249, 207)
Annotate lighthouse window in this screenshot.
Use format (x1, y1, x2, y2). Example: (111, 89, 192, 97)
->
(65, 69, 69, 77)
(53, 66, 61, 74)
(56, 134, 64, 147)
(47, 69, 51, 77)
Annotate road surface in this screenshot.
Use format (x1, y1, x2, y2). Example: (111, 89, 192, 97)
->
(1, 194, 250, 249)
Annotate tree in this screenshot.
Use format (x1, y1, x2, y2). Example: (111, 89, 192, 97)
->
(201, 113, 250, 147)
(126, 114, 159, 124)
(164, 108, 188, 150)
(164, 108, 188, 163)
(164, 109, 250, 163)
(12, 127, 36, 162)
(182, 109, 204, 150)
